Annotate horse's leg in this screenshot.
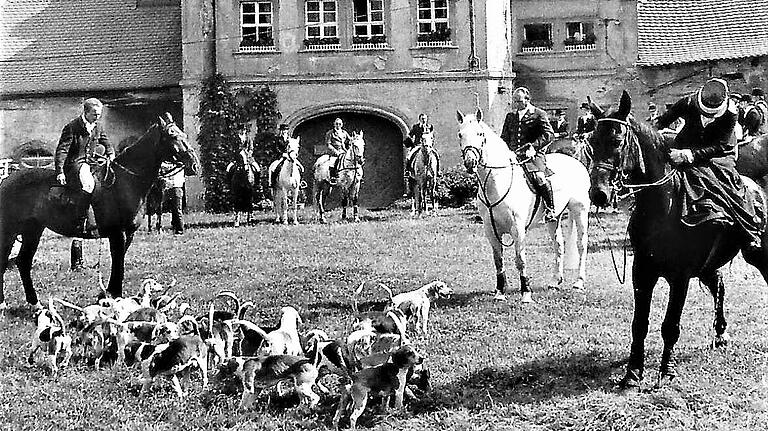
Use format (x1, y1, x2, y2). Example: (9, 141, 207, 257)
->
(620, 257, 658, 389)
(292, 187, 299, 225)
(234, 211, 240, 227)
(657, 275, 691, 388)
(546, 219, 565, 289)
(352, 186, 360, 223)
(107, 232, 127, 299)
(281, 189, 289, 225)
(316, 183, 327, 224)
(341, 192, 348, 221)
(490, 240, 508, 301)
(513, 234, 533, 304)
(0, 231, 13, 309)
(16, 227, 45, 307)
(572, 206, 589, 290)
(410, 178, 417, 216)
(700, 270, 728, 349)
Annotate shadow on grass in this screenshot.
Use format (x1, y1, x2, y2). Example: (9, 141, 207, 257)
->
(436, 291, 487, 309)
(413, 350, 621, 413)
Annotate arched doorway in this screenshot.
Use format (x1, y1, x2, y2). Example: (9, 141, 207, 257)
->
(294, 113, 405, 208)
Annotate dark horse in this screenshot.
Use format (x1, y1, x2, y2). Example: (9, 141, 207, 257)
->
(0, 114, 197, 308)
(226, 152, 261, 227)
(588, 91, 768, 389)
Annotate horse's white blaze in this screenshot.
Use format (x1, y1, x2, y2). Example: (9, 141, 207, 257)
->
(457, 111, 591, 295)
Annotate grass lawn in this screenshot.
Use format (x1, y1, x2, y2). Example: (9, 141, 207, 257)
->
(0, 206, 767, 430)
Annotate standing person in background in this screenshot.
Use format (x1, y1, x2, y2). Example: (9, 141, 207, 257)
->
(575, 102, 596, 137)
(550, 109, 569, 139)
(752, 87, 768, 135)
(158, 159, 187, 235)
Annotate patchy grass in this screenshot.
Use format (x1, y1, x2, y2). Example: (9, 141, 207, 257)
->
(1, 206, 767, 430)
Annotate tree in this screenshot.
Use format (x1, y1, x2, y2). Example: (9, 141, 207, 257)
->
(197, 73, 243, 213)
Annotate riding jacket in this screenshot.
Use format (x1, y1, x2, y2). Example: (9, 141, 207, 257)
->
(55, 116, 113, 181)
(576, 115, 596, 135)
(325, 128, 350, 157)
(500, 106, 554, 153)
(407, 123, 434, 147)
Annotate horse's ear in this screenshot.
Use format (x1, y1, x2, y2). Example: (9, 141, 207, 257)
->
(475, 109, 483, 121)
(295, 136, 300, 144)
(158, 115, 167, 128)
(456, 110, 464, 123)
(358, 130, 364, 137)
(617, 91, 632, 119)
(164, 112, 174, 124)
(587, 96, 604, 119)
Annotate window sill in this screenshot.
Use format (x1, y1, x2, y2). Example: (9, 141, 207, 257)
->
(564, 44, 595, 52)
(302, 44, 342, 51)
(521, 46, 554, 53)
(236, 46, 279, 54)
(351, 42, 391, 50)
(413, 40, 455, 48)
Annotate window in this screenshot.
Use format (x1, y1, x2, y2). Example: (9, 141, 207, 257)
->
(353, 0, 386, 44)
(19, 148, 53, 169)
(565, 21, 596, 50)
(241, 1, 274, 49)
(305, 0, 339, 46)
(417, 0, 450, 42)
(522, 23, 553, 52)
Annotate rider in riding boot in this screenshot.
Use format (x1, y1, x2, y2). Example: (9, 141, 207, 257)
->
(403, 113, 435, 197)
(325, 118, 351, 185)
(270, 124, 304, 188)
(500, 87, 557, 222)
(656, 78, 763, 251)
(55, 98, 114, 237)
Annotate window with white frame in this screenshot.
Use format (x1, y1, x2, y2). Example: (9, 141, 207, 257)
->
(565, 21, 596, 46)
(305, 0, 338, 40)
(353, 0, 385, 42)
(241, 1, 274, 47)
(522, 23, 553, 51)
(417, 0, 450, 40)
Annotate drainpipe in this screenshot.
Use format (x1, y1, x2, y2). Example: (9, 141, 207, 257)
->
(467, 0, 480, 71)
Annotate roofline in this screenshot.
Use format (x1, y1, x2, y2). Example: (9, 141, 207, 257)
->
(0, 85, 182, 103)
(637, 53, 768, 67)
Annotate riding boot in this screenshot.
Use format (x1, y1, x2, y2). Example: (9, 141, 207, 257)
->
(403, 176, 411, 198)
(329, 166, 338, 185)
(75, 191, 99, 239)
(540, 180, 557, 222)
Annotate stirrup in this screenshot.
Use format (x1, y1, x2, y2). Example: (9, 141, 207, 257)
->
(328, 177, 338, 186)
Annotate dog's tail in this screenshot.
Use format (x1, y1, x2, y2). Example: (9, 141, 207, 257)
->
(208, 303, 215, 338)
(97, 273, 108, 298)
(379, 283, 394, 302)
(386, 309, 409, 345)
(238, 301, 255, 320)
(352, 281, 366, 313)
(52, 297, 84, 313)
(48, 298, 66, 333)
(230, 319, 270, 339)
(216, 291, 240, 319)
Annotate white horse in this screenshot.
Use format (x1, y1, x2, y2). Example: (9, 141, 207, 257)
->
(313, 131, 365, 223)
(457, 110, 590, 303)
(409, 130, 440, 215)
(269, 137, 303, 225)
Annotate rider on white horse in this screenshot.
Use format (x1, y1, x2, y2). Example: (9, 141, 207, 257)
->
(500, 87, 557, 222)
(326, 118, 351, 185)
(269, 124, 304, 188)
(404, 113, 440, 196)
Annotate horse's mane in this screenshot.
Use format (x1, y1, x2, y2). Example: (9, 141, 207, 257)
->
(116, 123, 161, 162)
(627, 116, 670, 154)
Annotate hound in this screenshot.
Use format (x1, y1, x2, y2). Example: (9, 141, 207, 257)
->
(232, 306, 303, 356)
(352, 281, 409, 342)
(218, 355, 320, 410)
(28, 298, 73, 374)
(333, 345, 424, 430)
(140, 319, 208, 398)
(382, 281, 453, 335)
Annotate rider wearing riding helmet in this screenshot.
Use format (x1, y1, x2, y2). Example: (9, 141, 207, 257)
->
(326, 118, 351, 184)
(500, 87, 557, 222)
(54, 97, 115, 237)
(656, 78, 762, 250)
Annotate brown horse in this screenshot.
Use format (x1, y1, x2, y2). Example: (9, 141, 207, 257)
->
(588, 91, 768, 389)
(0, 114, 197, 309)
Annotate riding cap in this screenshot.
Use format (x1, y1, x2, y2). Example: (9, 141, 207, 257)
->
(752, 87, 765, 98)
(697, 78, 729, 118)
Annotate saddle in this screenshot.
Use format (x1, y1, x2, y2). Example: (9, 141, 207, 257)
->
(48, 164, 109, 238)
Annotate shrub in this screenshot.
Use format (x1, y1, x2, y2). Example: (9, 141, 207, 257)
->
(435, 165, 478, 207)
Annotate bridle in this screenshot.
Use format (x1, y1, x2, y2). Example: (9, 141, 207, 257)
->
(591, 117, 674, 200)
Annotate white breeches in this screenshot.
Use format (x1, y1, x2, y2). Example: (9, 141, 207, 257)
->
(79, 165, 95, 194)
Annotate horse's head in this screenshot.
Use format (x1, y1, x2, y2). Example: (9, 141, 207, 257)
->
(348, 131, 365, 165)
(158, 113, 199, 176)
(587, 91, 640, 207)
(456, 109, 485, 173)
(421, 130, 435, 150)
(286, 136, 301, 160)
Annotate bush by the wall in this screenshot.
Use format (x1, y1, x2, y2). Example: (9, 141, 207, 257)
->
(435, 165, 478, 207)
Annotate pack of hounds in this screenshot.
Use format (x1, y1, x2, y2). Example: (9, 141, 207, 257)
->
(28, 275, 453, 430)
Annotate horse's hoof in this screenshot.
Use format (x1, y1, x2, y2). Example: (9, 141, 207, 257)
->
(293, 221, 299, 226)
(713, 333, 730, 349)
(654, 372, 676, 389)
(520, 292, 533, 304)
(572, 280, 585, 290)
(617, 369, 643, 390)
(493, 293, 507, 302)
(547, 278, 564, 290)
